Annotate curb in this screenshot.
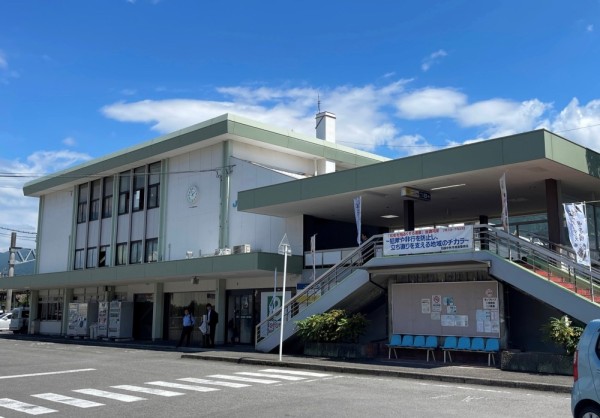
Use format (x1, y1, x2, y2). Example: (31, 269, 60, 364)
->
(181, 354, 572, 394)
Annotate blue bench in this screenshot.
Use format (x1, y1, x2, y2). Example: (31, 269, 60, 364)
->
(442, 336, 500, 366)
(386, 334, 438, 362)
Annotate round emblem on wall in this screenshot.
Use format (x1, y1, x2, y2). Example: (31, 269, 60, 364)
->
(186, 185, 199, 205)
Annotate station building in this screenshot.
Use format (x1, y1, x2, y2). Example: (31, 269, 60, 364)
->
(4, 112, 600, 355)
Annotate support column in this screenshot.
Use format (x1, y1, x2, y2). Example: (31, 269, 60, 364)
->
(29, 290, 39, 334)
(403, 200, 415, 231)
(479, 215, 489, 250)
(218, 141, 232, 250)
(215, 279, 226, 345)
(545, 179, 563, 247)
(152, 282, 164, 341)
(62, 288, 73, 336)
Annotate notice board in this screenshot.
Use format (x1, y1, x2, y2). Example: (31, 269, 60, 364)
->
(391, 281, 500, 338)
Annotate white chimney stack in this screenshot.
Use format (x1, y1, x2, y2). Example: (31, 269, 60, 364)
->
(315, 111, 336, 174)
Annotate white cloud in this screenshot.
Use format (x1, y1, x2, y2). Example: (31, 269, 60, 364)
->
(0, 150, 91, 252)
(421, 49, 448, 72)
(102, 80, 413, 153)
(545, 98, 600, 148)
(587, 24, 594, 32)
(62, 136, 76, 147)
(396, 88, 467, 119)
(101, 81, 600, 161)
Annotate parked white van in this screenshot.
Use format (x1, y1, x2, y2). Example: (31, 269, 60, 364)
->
(8, 307, 29, 334)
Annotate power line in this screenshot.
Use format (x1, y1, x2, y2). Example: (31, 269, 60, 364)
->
(0, 226, 37, 235)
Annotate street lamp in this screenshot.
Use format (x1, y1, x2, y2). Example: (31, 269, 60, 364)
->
(278, 234, 291, 362)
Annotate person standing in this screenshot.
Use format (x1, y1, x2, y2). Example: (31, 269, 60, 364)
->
(176, 308, 195, 348)
(205, 303, 219, 348)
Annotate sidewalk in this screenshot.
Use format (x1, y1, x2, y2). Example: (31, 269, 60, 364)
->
(0, 333, 573, 394)
(180, 346, 573, 394)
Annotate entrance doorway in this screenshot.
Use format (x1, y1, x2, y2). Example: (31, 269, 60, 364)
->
(226, 290, 255, 344)
(133, 294, 153, 340)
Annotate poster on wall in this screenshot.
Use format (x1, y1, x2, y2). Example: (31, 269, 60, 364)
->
(383, 225, 474, 256)
(432, 295, 442, 312)
(260, 291, 292, 333)
(421, 299, 431, 314)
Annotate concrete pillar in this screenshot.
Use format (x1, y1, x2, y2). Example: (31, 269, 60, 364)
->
(215, 279, 227, 345)
(152, 282, 164, 341)
(315, 111, 336, 174)
(28, 290, 39, 334)
(545, 179, 563, 247)
(62, 288, 73, 336)
(403, 200, 415, 231)
(479, 215, 489, 250)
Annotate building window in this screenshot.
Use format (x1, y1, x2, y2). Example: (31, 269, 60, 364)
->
(74, 249, 85, 270)
(118, 172, 130, 215)
(89, 180, 100, 221)
(102, 177, 114, 219)
(99, 245, 110, 267)
(145, 238, 158, 263)
(132, 166, 145, 212)
(116, 243, 127, 266)
(86, 247, 97, 268)
(77, 184, 88, 224)
(38, 296, 63, 321)
(130, 240, 143, 264)
(147, 162, 161, 209)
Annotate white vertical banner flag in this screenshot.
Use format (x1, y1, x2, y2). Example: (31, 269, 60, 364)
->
(354, 196, 362, 245)
(499, 173, 509, 232)
(563, 203, 591, 267)
(310, 234, 317, 281)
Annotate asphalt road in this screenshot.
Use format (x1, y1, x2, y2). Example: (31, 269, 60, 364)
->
(0, 338, 571, 417)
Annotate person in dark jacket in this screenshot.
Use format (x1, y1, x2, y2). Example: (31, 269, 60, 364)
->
(204, 303, 219, 348)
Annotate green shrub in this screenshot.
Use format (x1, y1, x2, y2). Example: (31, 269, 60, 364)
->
(295, 309, 368, 343)
(541, 315, 583, 355)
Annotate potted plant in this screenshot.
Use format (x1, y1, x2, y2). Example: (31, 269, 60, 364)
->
(295, 309, 368, 358)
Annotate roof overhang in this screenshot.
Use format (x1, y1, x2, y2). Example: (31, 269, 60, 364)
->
(24, 114, 388, 197)
(237, 129, 600, 229)
(0, 252, 303, 291)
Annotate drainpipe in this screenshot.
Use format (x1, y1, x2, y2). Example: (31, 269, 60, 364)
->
(218, 141, 232, 249)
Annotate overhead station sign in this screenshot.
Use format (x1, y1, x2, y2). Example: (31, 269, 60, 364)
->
(400, 186, 431, 201)
(383, 225, 474, 256)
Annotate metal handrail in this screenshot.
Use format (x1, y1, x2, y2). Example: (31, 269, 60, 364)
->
(254, 235, 382, 345)
(255, 224, 600, 347)
(477, 224, 600, 299)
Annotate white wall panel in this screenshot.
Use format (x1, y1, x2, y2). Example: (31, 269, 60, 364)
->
(146, 208, 159, 238)
(87, 220, 99, 247)
(232, 142, 314, 177)
(131, 211, 144, 241)
(37, 190, 74, 273)
(164, 145, 222, 260)
(100, 219, 112, 246)
(117, 215, 129, 243)
(75, 224, 86, 249)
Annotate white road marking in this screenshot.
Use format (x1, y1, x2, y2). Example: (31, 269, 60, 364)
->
(207, 374, 279, 384)
(111, 385, 184, 397)
(236, 372, 306, 381)
(417, 382, 511, 394)
(178, 378, 250, 388)
(259, 369, 332, 377)
(146, 381, 219, 393)
(72, 389, 145, 402)
(32, 393, 104, 408)
(0, 369, 96, 380)
(0, 398, 57, 415)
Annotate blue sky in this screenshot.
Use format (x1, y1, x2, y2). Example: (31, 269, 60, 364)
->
(1, 0, 599, 251)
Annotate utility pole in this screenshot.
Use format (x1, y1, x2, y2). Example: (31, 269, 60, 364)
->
(6, 232, 16, 311)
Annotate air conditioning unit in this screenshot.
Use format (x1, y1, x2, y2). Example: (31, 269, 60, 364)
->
(214, 248, 232, 256)
(233, 244, 251, 254)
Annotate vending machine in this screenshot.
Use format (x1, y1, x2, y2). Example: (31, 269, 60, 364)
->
(97, 301, 109, 338)
(66, 302, 99, 337)
(108, 301, 134, 339)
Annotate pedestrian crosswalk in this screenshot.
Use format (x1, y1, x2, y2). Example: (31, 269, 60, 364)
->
(0, 368, 335, 415)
